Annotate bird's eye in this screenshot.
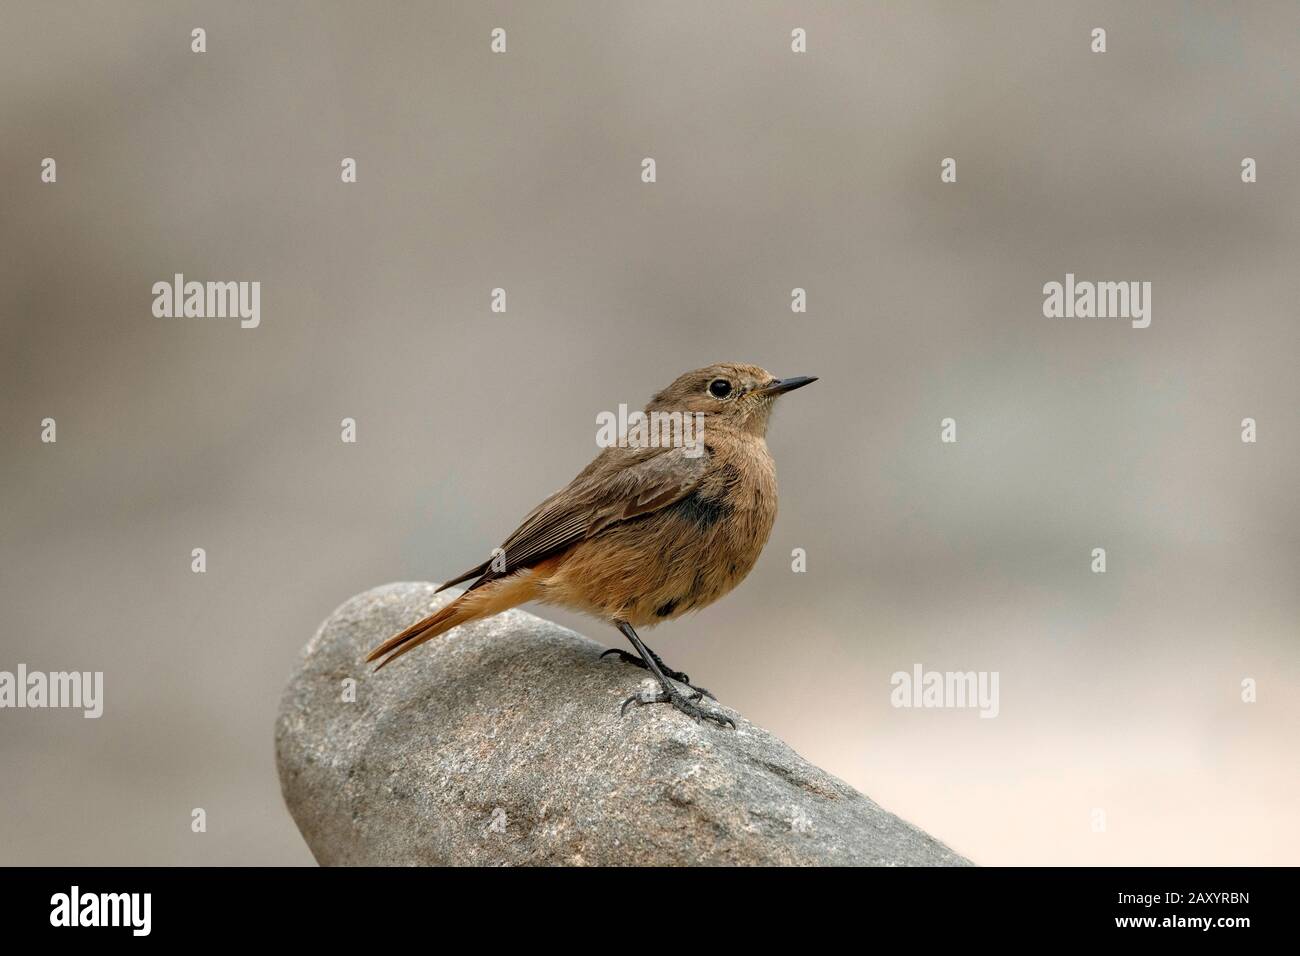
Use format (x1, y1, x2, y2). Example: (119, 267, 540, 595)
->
(708, 379, 732, 399)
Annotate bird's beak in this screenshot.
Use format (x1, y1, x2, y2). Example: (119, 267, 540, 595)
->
(757, 375, 818, 396)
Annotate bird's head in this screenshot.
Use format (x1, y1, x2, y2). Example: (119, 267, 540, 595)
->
(647, 363, 817, 437)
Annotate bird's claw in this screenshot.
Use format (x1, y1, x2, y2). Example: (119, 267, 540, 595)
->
(600, 648, 714, 700)
(600, 648, 641, 666)
(620, 686, 735, 729)
(664, 673, 713, 700)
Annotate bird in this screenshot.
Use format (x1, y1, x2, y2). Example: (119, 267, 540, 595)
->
(366, 363, 817, 727)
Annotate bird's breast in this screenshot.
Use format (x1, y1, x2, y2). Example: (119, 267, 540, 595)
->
(534, 440, 780, 627)
(552, 441, 779, 626)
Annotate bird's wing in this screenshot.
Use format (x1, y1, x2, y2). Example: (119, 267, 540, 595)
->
(441, 445, 707, 592)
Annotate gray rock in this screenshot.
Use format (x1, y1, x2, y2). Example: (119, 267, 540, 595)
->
(275, 582, 972, 866)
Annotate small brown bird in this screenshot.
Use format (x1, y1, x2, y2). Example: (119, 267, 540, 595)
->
(366, 363, 816, 726)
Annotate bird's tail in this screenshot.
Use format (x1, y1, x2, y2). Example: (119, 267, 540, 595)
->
(365, 574, 540, 670)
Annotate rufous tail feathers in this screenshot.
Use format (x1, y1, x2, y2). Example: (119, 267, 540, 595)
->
(365, 574, 540, 670)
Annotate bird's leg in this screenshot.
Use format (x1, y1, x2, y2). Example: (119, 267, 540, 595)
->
(612, 622, 733, 728)
(600, 631, 714, 700)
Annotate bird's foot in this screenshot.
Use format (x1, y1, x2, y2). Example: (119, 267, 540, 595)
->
(620, 679, 735, 729)
(599, 648, 714, 700)
(600, 647, 644, 668)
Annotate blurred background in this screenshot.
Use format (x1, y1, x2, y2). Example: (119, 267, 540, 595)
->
(2, 1, 1297, 866)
